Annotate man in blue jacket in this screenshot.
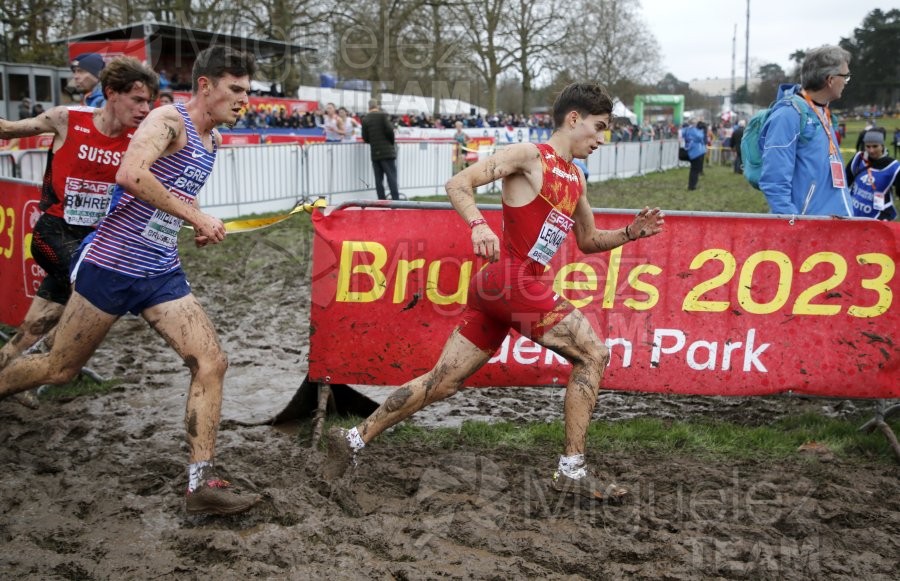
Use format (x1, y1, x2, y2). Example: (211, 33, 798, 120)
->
(682, 120, 707, 190)
(759, 45, 852, 216)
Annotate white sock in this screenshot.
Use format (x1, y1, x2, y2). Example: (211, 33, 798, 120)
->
(188, 460, 212, 492)
(347, 427, 365, 451)
(558, 454, 587, 479)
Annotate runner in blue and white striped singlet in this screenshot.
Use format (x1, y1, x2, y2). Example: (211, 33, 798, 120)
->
(82, 103, 217, 278)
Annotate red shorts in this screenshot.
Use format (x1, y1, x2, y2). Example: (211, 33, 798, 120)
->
(457, 259, 574, 351)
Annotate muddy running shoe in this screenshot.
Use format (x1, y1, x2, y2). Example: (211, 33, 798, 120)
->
(185, 467, 261, 516)
(323, 426, 357, 481)
(11, 390, 40, 409)
(550, 471, 629, 501)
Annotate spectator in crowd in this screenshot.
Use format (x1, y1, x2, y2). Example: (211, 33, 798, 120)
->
(289, 108, 302, 129)
(730, 120, 745, 174)
(856, 122, 874, 153)
(759, 45, 852, 216)
(323, 102, 343, 142)
(338, 106, 357, 142)
(453, 120, 469, 173)
(158, 91, 174, 106)
(361, 98, 400, 200)
(158, 69, 171, 91)
(31, 103, 45, 118)
(70, 53, 107, 107)
(894, 127, 900, 158)
(18, 97, 32, 120)
(846, 130, 898, 220)
(682, 119, 708, 190)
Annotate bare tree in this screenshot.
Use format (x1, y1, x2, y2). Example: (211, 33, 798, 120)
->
(506, 0, 566, 115)
(330, 0, 427, 99)
(459, 0, 515, 115)
(553, 0, 661, 88)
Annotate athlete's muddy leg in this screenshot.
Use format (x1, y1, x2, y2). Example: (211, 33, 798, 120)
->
(0, 292, 116, 399)
(143, 294, 227, 464)
(535, 309, 609, 456)
(356, 329, 492, 444)
(0, 297, 64, 371)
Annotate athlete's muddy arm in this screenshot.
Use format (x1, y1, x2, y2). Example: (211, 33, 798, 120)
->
(445, 143, 540, 262)
(115, 106, 225, 244)
(0, 106, 68, 149)
(573, 196, 665, 253)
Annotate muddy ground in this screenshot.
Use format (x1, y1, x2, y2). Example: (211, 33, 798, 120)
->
(1, 219, 898, 580)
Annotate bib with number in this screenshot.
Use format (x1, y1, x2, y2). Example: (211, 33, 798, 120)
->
(527, 208, 575, 265)
(63, 177, 114, 226)
(141, 209, 183, 248)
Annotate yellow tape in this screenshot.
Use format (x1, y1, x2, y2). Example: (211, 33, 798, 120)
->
(189, 198, 327, 234)
(460, 145, 494, 153)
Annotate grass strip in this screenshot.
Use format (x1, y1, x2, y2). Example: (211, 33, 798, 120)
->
(323, 412, 900, 464)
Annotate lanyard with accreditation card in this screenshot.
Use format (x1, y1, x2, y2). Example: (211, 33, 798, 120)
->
(801, 91, 845, 189)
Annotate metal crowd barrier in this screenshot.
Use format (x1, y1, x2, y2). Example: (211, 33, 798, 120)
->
(18, 150, 48, 183)
(0, 152, 16, 179)
(7, 140, 679, 219)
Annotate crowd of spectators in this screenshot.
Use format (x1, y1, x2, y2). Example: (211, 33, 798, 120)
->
(230, 104, 680, 142)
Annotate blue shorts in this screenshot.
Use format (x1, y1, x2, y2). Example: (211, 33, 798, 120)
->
(74, 262, 191, 316)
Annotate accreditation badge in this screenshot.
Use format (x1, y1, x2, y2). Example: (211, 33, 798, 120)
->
(830, 159, 846, 188)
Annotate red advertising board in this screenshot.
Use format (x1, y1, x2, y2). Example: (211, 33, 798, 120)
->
(220, 133, 262, 146)
(308, 206, 900, 398)
(68, 40, 148, 63)
(264, 134, 325, 145)
(0, 180, 45, 327)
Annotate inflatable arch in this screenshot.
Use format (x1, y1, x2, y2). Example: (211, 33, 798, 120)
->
(633, 95, 685, 126)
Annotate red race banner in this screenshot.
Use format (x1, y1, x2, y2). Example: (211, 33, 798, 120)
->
(0, 179, 45, 327)
(309, 205, 900, 398)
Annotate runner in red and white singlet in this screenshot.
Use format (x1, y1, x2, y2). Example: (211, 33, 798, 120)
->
(0, 58, 156, 387)
(325, 83, 666, 502)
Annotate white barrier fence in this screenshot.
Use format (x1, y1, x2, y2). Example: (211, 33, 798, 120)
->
(4, 140, 678, 219)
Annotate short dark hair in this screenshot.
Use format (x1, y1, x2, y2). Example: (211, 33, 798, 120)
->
(552, 83, 614, 128)
(191, 45, 256, 93)
(100, 57, 160, 100)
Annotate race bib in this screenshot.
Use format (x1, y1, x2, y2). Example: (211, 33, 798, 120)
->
(830, 159, 846, 189)
(527, 208, 574, 266)
(141, 209, 183, 248)
(63, 177, 113, 226)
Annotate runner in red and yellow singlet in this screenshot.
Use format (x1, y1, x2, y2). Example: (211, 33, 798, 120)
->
(325, 83, 666, 501)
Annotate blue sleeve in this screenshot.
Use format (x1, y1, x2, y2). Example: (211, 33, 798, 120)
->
(759, 105, 802, 214)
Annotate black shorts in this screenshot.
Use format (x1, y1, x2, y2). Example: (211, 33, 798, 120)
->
(31, 214, 93, 305)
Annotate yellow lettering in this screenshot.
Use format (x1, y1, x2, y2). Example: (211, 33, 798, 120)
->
(0, 205, 14, 260)
(602, 246, 623, 308)
(392, 258, 426, 303)
(624, 264, 661, 310)
(336, 241, 388, 303)
(554, 262, 597, 308)
(425, 259, 472, 305)
(738, 250, 792, 315)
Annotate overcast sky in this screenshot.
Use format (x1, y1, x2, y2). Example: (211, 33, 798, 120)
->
(638, 0, 883, 82)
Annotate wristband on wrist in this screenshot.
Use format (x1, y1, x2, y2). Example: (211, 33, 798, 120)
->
(469, 218, 487, 229)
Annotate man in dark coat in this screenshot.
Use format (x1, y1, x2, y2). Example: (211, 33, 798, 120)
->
(731, 120, 745, 174)
(361, 99, 400, 200)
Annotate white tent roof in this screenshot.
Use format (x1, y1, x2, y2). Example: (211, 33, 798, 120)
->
(612, 98, 637, 123)
(296, 85, 487, 117)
